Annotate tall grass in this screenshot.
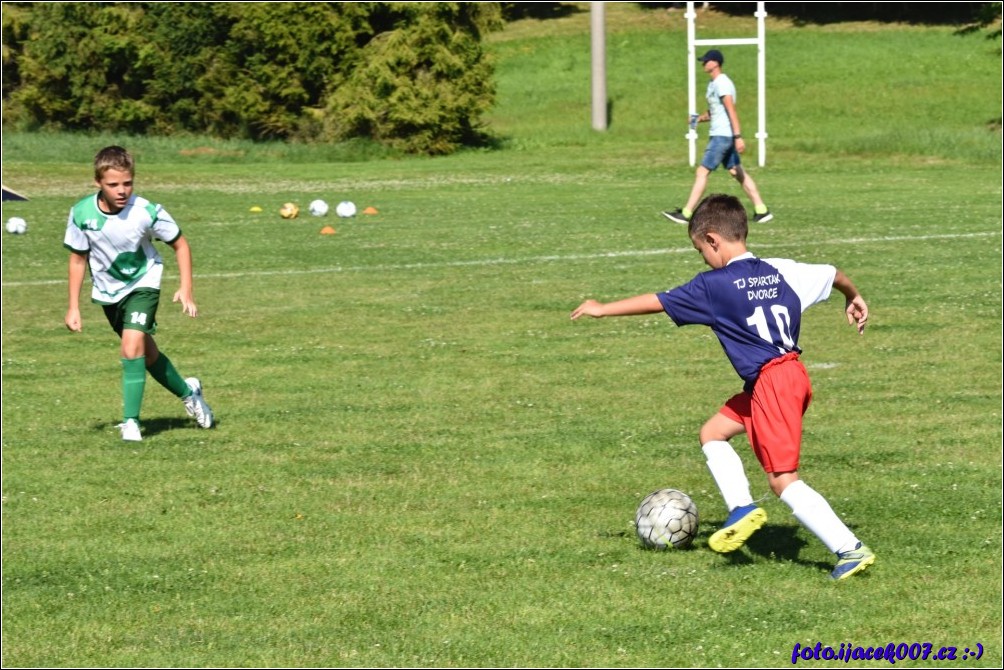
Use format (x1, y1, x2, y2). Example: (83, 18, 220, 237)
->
(2, 5, 1001, 668)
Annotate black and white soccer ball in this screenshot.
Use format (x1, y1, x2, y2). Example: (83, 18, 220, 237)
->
(635, 488, 699, 549)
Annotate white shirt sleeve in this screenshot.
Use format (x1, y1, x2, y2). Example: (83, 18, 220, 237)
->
(763, 258, 836, 312)
(63, 208, 89, 253)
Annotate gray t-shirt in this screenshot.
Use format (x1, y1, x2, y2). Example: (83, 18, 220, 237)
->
(706, 73, 737, 137)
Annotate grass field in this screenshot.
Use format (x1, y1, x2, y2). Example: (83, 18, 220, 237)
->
(2, 4, 1002, 667)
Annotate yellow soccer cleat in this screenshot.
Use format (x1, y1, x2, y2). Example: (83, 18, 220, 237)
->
(708, 504, 767, 553)
(830, 543, 876, 580)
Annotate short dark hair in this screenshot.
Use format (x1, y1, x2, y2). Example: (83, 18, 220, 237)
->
(94, 146, 135, 181)
(689, 193, 748, 242)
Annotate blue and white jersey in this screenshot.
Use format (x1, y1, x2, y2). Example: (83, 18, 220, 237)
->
(657, 253, 837, 391)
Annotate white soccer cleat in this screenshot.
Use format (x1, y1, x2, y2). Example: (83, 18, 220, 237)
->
(183, 377, 215, 429)
(118, 418, 143, 442)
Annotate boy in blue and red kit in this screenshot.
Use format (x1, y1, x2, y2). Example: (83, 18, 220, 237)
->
(571, 193, 874, 580)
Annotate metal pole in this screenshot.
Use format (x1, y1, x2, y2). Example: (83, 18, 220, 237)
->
(591, 2, 607, 131)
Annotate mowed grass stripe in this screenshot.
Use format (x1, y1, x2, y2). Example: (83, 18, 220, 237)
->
(4, 230, 998, 288)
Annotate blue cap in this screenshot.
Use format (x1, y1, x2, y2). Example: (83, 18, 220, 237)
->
(698, 49, 724, 66)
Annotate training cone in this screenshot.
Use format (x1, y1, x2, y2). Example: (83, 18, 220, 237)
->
(249, 206, 263, 212)
(320, 225, 337, 235)
(362, 206, 379, 215)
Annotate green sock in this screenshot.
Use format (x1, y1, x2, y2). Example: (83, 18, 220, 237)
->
(147, 353, 191, 398)
(754, 204, 768, 215)
(682, 207, 693, 219)
(122, 356, 147, 421)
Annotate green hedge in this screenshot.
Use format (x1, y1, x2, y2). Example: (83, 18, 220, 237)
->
(1, 2, 502, 154)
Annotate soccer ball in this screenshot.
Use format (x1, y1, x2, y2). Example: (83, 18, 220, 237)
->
(335, 200, 357, 218)
(279, 202, 299, 219)
(635, 488, 699, 550)
(309, 199, 329, 217)
(5, 217, 27, 234)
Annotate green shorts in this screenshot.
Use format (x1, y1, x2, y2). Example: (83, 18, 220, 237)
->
(102, 288, 160, 336)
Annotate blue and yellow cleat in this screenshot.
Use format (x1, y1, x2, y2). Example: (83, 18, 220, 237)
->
(830, 543, 875, 580)
(708, 504, 767, 553)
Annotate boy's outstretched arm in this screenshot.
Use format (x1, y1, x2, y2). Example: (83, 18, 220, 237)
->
(832, 269, 868, 334)
(571, 293, 663, 320)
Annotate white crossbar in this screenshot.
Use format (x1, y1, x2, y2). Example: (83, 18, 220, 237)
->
(686, 2, 767, 167)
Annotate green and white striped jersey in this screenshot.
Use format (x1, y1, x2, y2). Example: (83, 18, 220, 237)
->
(64, 193, 182, 305)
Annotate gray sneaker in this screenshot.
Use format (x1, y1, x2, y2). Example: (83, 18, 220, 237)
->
(662, 208, 691, 225)
(118, 418, 142, 442)
(183, 377, 215, 429)
(752, 210, 774, 224)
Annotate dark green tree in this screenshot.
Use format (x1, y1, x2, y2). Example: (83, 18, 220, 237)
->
(2, 3, 29, 103)
(192, 2, 369, 140)
(2, 2, 503, 153)
(134, 3, 232, 134)
(955, 1, 1003, 40)
(323, 2, 503, 154)
(6, 3, 154, 133)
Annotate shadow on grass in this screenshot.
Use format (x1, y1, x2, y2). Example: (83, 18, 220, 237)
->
(97, 416, 217, 440)
(715, 525, 833, 573)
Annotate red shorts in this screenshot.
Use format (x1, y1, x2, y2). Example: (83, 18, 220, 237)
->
(720, 352, 812, 474)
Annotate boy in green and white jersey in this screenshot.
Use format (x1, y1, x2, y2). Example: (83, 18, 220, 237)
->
(64, 146, 214, 441)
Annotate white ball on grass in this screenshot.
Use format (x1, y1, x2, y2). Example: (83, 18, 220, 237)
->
(309, 199, 329, 217)
(635, 488, 699, 550)
(335, 201, 357, 218)
(5, 217, 27, 234)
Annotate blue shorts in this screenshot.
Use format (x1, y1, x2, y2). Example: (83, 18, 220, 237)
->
(701, 135, 741, 172)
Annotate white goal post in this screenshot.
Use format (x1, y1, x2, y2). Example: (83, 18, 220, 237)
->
(686, 2, 768, 167)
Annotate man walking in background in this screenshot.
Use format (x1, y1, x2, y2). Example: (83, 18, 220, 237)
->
(663, 49, 773, 225)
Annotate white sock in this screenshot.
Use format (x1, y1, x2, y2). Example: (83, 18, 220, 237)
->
(702, 440, 754, 511)
(780, 480, 859, 554)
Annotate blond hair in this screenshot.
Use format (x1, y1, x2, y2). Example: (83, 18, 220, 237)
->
(93, 146, 135, 181)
